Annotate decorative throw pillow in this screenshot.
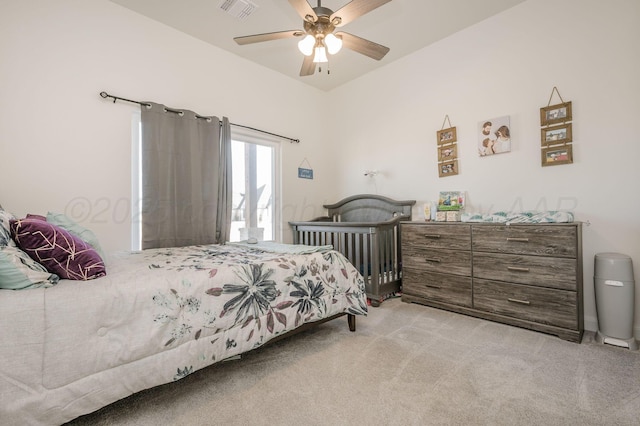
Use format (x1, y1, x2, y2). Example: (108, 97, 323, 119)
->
(0, 208, 17, 247)
(10, 218, 106, 281)
(0, 245, 59, 289)
(46, 212, 106, 260)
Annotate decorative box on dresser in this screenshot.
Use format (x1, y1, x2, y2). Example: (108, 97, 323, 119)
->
(401, 222, 583, 342)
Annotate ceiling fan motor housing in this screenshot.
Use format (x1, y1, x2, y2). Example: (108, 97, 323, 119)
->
(303, 6, 336, 39)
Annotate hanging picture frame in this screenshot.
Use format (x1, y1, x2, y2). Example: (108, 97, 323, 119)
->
(541, 145, 573, 166)
(540, 101, 572, 126)
(437, 127, 457, 145)
(438, 144, 457, 162)
(436, 115, 459, 177)
(438, 160, 458, 177)
(540, 87, 574, 167)
(541, 123, 573, 145)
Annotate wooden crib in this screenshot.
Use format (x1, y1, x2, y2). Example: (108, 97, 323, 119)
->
(289, 194, 415, 306)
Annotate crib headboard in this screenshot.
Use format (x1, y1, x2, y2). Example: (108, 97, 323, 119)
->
(323, 194, 416, 223)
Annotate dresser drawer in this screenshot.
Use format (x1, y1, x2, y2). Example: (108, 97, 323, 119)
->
(402, 223, 471, 250)
(402, 248, 471, 276)
(403, 270, 472, 307)
(472, 225, 577, 258)
(473, 279, 577, 330)
(473, 252, 577, 291)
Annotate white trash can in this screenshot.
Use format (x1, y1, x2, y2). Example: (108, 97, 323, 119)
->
(594, 252, 637, 350)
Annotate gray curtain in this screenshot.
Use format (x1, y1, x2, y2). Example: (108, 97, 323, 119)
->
(216, 117, 233, 243)
(140, 102, 232, 249)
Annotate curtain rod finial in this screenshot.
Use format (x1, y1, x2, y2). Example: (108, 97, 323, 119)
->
(99, 91, 117, 103)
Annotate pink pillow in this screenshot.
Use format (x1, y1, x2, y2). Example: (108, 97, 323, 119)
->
(10, 218, 106, 281)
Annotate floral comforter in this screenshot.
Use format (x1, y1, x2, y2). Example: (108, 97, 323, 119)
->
(0, 244, 367, 425)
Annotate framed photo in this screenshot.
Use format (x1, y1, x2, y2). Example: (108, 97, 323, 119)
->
(478, 115, 511, 156)
(541, 123, 572, 145)
(437, 127, 457, 145)
(540, 101, 572, 126)
(438, 160, 458, 177)
(541, 145, 573, 167)
(438, 144, 457, 162)
(438, 191, 465, 210)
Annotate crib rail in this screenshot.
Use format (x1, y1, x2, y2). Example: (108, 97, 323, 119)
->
(289, 217, 405, 305)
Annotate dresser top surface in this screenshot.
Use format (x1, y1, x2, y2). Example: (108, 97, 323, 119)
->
(402, 221, 582, 227)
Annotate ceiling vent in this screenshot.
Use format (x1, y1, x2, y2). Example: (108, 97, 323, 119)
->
(218, 0, 258, 20)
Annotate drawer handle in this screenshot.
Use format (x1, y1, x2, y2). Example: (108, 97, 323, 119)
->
(508, 298, 531, 306)
(423, 234, 441, 239)
(507, 266, 530, 273)
(506, 237, 529, 243)
(424, 257, 441, 263)
(425, 284, 441, 289)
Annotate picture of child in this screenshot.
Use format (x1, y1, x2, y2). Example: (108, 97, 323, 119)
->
(481, 138, 495, 156)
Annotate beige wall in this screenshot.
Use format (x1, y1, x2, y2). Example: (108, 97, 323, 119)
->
(1, 0, 639, 337)
(328, 0, 640, 337)
(0, 0, 335, 250)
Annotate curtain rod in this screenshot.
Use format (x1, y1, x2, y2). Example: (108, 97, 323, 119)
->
(99, 91, 300, 144)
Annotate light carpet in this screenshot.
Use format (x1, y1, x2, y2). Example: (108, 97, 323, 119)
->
(67, 297, 640, 425)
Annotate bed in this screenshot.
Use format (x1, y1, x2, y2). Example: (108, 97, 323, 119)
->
(0, 239, 368, 425)
(289, 194, 416, 306)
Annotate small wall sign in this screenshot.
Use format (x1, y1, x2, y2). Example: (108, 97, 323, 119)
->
(298, 167, 313, 179)
(297, 157, 314, 179)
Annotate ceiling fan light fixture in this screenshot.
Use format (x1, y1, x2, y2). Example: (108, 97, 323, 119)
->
(325, 33, 342, 55)
(313, 45, 328, 63)
(297, 34, 315, 56)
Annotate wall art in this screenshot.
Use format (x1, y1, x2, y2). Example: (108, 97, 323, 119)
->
(437, 127, 457, 145)
(540, 86, 573, 166)
(438, 144, 458, 162)
(478, 115, 511, 156)
(438, 160, 458, 177)
(436, 115, 459, 177)
(540, 101, 572, 127)
(541, 145, 573, 167)
(541, 123, 573, 145)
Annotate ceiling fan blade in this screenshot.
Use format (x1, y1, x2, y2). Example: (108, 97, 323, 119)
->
(336, 31, 390, 60)
(299, 54, 316, 76)
(234, 30, 304, 45)
(330, 0, 392, 27)
(288, 0, 317, 23)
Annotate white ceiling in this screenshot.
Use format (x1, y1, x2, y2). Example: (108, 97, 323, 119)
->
(109, 0, 526, 92)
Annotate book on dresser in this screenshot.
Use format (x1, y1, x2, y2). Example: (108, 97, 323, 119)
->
(400, 221, 583, 342)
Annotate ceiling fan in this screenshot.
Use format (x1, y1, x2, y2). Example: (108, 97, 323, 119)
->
(233, 0, 392, 76)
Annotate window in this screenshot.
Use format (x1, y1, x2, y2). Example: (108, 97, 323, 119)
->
(229, 130, 281, 242)
(131, 114, 281, 249)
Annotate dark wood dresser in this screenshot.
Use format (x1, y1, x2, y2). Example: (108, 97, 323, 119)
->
(401, 222, 583, 342)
